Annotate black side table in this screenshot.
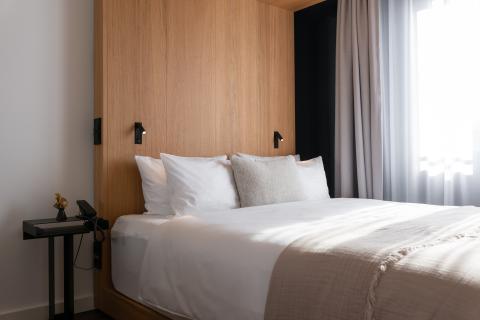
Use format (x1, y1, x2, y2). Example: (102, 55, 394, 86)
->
(23, 217, 91, 320)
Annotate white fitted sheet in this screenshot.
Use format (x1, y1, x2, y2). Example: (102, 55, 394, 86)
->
(137, 199, 480, 320)
(111, 214, 172, 301)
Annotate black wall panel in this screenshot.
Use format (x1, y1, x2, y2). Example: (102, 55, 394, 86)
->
(295, 0, 337, 196)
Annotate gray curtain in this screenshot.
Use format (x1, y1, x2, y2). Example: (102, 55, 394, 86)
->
(335, 0, 383, 199)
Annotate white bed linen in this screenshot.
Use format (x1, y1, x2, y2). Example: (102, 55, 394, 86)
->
(111, 214, 172, 301)
(136, 198, 480, 320)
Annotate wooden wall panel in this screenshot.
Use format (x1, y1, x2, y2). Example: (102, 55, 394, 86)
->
(216, 0, 262, 155)
(105, 0, 167, 217)
(95, 0, 168, 310)
(97, 0, 295, 236)
(259, 3, 296, 156)
(93, 0, 106, 309)
(163, 0, 295, 157)
(95, 0, 295, 318)
(165, 0, 217, 156)
(262, 1, 295, 157)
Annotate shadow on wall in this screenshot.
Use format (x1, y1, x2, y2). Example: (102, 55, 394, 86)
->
(0, 0, 94, 317)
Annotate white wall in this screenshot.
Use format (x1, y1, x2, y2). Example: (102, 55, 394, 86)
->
(0, 0, 94, 318)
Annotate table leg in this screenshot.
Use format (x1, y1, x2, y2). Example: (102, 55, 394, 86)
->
(64, 234, 74, 319)
(48, 237, 55, 320)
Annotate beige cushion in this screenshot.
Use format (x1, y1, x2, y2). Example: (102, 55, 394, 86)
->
(231, 155, 306, 207)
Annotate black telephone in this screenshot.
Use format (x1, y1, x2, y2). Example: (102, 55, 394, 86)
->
(76, 200, 97, 220)
(76, 200, 109, 231)
(75, 200, 109, 269)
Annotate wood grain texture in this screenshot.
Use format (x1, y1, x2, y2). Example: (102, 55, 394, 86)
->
(75, 310, 112, 320)
(94, 0, 295, 319)
(100, 288, 183, 320)
(259, 0, 325, 11)
(165, 0, 217, 156)
(93, 0, 106, 309)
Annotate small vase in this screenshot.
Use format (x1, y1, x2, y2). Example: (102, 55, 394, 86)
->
(56, 208, 67, 222)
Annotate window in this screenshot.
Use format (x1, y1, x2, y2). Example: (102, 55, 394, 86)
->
(414, 0, 480, 178)
(381, 0, 480, 205)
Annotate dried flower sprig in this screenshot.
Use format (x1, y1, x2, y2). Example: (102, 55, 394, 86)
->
(54, 193, 68, 210)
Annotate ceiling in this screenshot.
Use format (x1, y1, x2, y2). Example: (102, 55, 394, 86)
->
(259, 0, 325, 11)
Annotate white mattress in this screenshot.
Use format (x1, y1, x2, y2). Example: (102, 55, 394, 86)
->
(111, 214, 172, 301)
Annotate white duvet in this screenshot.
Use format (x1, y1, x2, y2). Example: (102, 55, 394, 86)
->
(136, 198, 480, 320)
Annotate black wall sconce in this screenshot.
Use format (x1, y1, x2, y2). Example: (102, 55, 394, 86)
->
(273, 131, 284, 149)
(135, 122, 146, 144)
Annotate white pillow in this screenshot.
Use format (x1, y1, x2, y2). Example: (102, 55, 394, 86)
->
(235, 153, 301, 161)
(135, 156, 171, 215)
(297, 156, 330, 200)
(231, 155, 307, 207)
(160, 153, 239, 215)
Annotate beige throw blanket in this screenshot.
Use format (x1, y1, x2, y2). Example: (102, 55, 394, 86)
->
(265, 206, 480, 320)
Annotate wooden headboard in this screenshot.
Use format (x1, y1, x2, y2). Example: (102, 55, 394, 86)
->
(94, 0, 295, 318)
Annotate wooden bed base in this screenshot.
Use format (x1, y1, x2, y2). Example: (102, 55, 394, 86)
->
(93, 0, 296, 318)
(96, 286, 172, 320)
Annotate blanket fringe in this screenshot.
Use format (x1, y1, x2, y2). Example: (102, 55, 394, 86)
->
(365, 228, 480, 320)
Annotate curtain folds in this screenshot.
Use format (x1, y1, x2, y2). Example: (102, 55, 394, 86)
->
(380, 0, 480, 206)
(335, 0, 383, 199)
(336, 0, 480, 206)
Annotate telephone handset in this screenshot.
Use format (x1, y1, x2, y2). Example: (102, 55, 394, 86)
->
(76, 200, 97, 220)
(75, 200, 108, 230)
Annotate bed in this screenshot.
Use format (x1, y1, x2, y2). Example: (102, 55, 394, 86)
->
(93, 1, 480, 318)
(111, 198, 480, 320)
